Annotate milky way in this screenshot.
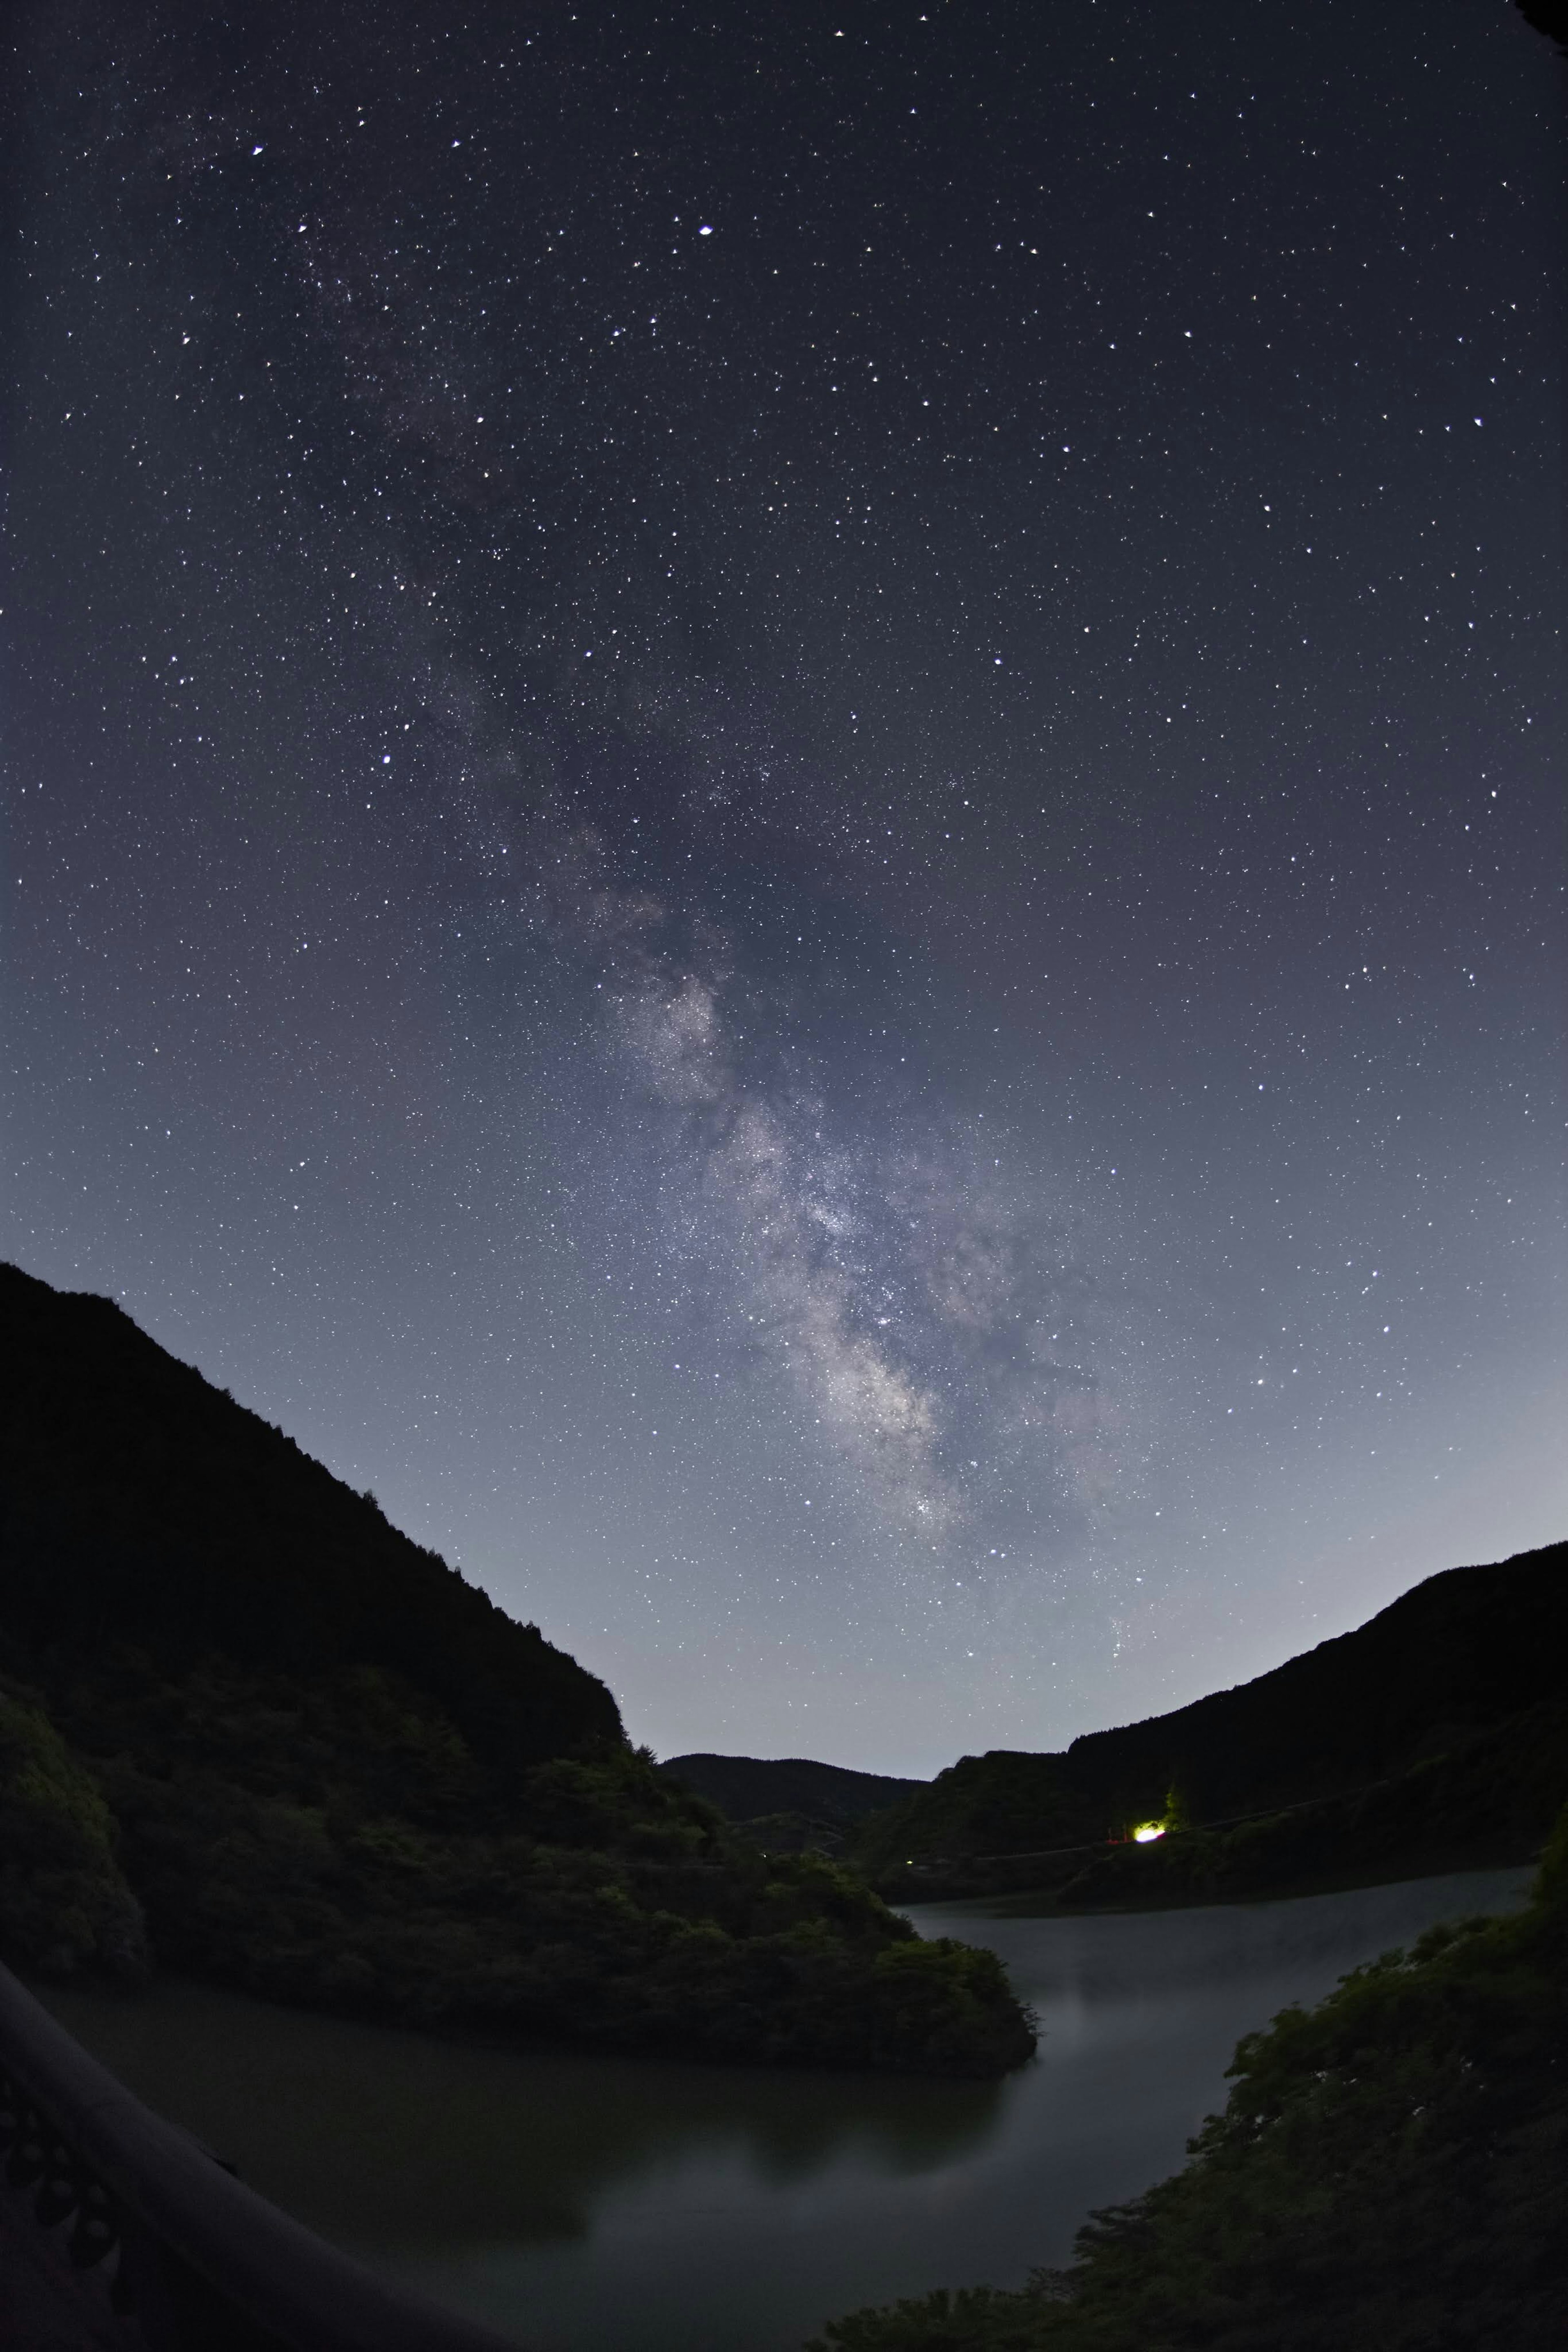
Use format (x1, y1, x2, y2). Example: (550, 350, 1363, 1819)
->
(5, 0, 1563, 1768)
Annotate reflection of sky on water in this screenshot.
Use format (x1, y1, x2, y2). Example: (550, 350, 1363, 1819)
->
(39, 1868, 1530, 2352)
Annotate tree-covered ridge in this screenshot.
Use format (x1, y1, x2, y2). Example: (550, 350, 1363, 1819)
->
(660, 1753, 929, 1856)
(852, 1541, 1568, 1898)
(661, 1754, 927, 1829)
(1038, 1696, 1568, 1916)
(0, 1264, 1034, 2076)
(813, 1806, 1568, 2350)
(0, 1260, 621, 1776)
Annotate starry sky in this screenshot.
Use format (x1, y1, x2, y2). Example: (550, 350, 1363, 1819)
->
(5, 0, 1564, 1775)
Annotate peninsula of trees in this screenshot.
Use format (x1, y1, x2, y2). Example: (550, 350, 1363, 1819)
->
(0, 1263, 1031, 2077)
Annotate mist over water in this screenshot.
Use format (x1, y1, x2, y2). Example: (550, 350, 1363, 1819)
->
(40, 1867, 1529, 2352)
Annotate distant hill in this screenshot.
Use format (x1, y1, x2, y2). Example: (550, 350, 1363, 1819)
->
(0, 1264, 1033, 2077)
(660, 1755, 926, 1833)
(853, 1541, 1568, 1902)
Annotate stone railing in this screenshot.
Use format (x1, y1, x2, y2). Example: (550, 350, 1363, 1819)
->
(0, 1962, 516, 2350)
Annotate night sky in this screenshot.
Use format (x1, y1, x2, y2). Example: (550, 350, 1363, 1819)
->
(6, 0, 1563, 1774)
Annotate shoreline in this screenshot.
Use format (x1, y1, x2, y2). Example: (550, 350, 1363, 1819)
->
(896, 1841, 1544, 1921)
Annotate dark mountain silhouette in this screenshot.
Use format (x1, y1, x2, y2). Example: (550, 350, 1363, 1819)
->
(0, 1264, 1033, 2076)
(853, 1541, 1568, 1901)
(1516, 0, 1568, 59)
(0, 1263, 621, 1778)
(660, 1754, 926, 1833)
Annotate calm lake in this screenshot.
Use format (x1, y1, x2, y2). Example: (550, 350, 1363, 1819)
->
(38, 1866, 1530, 2352)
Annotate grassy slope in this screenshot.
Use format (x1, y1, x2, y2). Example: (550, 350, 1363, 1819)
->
(0, 1265, 1033, 2076)
(813, 1807, 1568, 2351)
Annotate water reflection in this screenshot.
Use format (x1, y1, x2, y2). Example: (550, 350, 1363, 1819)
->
(39, 1866, 1530, 2352)
(33, 1979, 1002, 2249)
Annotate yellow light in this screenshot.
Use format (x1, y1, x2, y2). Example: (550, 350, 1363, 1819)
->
(1132, 1822, 1165, 1844)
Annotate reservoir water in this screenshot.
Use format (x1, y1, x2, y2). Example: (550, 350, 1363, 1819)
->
(38, 1866, 1530, 2351)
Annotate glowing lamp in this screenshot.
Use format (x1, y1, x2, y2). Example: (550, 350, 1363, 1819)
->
(1132, 1822, 1165, 1844)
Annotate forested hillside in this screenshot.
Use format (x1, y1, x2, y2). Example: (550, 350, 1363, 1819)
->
(853, 1542, 1568, 1903)
(0, 1265, 1033, 2077)
(0, 1260, 621, 1775)
(660, 1754, 927, 1852)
